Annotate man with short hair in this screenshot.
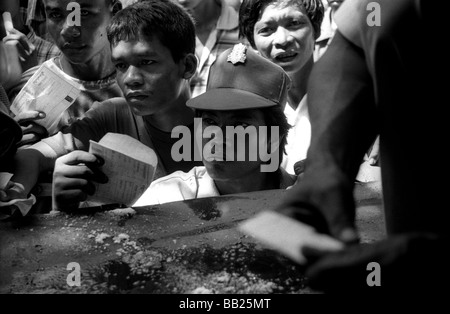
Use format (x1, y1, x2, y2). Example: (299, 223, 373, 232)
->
(134, 44, 295, 206)
(7, 0, 124, 148)
(0, 0, 202, 212)
(278, 0, 450, 291)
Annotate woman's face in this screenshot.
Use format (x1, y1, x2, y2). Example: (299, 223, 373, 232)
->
(253, 1, 315, 74)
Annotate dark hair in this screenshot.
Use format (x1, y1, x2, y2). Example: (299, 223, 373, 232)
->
(239, 0, 324, 48)
(261, 105, 291, 166)
(195, 106, 291, 166)
(106, 0, 196, 62)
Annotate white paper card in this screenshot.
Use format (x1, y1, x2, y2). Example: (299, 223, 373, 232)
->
(239, 211, 344, 265)
(10, 62, 81, 135)
(88, 133, 158, 206)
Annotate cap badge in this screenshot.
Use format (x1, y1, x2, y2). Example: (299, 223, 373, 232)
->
(227, 43, 247, 65)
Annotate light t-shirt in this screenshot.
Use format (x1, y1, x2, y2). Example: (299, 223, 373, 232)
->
(282, 95, 311, 175)
(134, 166, 296, 206)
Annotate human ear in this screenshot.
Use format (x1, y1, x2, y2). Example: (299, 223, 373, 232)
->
(181, 53, 198, 80)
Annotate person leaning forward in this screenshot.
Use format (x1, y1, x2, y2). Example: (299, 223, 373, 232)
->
(134, 43, 295, 206)
(0, 0, 202, 212)
(276, 0, 450, 292)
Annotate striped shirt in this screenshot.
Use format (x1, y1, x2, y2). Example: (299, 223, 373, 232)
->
(26, 29, 61, 65)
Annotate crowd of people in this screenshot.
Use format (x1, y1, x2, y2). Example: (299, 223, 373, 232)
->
(1, 0, 446, 292)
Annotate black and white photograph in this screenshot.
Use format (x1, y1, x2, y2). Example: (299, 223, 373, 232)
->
(0, 0, 447, 302)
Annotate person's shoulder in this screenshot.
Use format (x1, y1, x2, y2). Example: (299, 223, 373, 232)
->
(154, 167, 205, 185)
(40, 57, 59, 70)
(335, 0, 419, 47)
(137, 167, 205, 205)
(217, 0, 239, 31)
(84, 97, 131, 123)
(333, 0, 369, 47)
(92, 97, 128, 110)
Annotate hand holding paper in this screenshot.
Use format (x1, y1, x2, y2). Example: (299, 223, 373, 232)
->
(14, 110, 48, 147)
(10, 63, 81, 135)
(239, 211, 344, 265)
(52, 151, 108, 212)
(53, 134, 158, 211)
(87, 133, 158, 206)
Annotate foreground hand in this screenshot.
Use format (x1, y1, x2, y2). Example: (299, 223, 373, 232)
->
(278, 167, 359, 244)
(305, 233, 449, 292)
(0, 180, 27, 202)
(13, 110, 48, 147)
(52, 151, 108, 211)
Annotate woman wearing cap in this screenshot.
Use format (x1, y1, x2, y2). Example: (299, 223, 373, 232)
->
(239, 0, 324, 175)
(134, 44, 295, 206)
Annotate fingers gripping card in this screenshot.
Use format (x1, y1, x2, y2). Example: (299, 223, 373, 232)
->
(88, 133, 158, 206)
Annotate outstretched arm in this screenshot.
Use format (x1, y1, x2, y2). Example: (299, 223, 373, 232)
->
(0, 146, 55, 201)
(278, 31, 379, 242)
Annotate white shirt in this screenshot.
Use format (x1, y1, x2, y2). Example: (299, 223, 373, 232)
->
(133, 166, 295, 206)
(282, 95, 311, 175)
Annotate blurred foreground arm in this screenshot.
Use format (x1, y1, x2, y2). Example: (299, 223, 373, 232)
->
(306, 233, 450, 292)
(277, 31, 378, 243)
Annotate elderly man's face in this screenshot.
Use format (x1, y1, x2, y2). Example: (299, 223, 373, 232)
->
(253, 1, 315, 74)
(43, 0, 113, 64)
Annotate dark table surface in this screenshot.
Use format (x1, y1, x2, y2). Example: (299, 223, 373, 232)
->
(0, 183, 384, 294)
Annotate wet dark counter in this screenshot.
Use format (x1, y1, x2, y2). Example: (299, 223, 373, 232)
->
(0, 184, 384, 294)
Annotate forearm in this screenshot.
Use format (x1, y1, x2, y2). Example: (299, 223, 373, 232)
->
(306, 31, 378, 180)
(278, 32, 379, 239)
(7, 118, 94, 199)
(12, 147, 56, 195)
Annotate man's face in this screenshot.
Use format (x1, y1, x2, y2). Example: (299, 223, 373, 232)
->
(253, 2, 315, 73)
(201, 109, 268, 181)
(43, 0, 112, 64)
(112, 36, 188, 116)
